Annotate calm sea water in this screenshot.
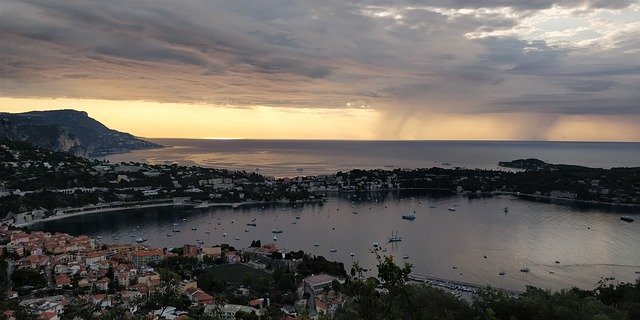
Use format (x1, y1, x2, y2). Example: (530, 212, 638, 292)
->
(37, 140, 640, 291)
(31, 192, 640, 292)
(103, 139, 640, 178)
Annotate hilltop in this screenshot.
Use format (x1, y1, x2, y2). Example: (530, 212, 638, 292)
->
(0, 109, 161, 156)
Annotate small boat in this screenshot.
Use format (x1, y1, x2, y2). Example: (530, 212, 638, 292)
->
(135, 238, 147, 243)
(352, 211, 358, 214)
(222, 233, 227, 237)
(246, 223, 257, 227)
(373, 242, 379, 247)
(401, 213, 416, 221)
(499, 271, 506, 276)
(620, 216, 634, 222)
(503, 206, 509, 213)
(230, 220, 235, 224)
(295, 216, 301, 220)
(234, 237, 240, 240)
(313, 243, 319, 247)
(555, 260, 560, 264)
(172, 229, 180, 232)
(205, 231, 211, 234)
(292, 221, 297, 224)
(166, 234, 172, 237)
(182, 218, 187, 221)
(245, 229, 250, 232)
(296, 168, 304, 171)
(388, 230, 402, 243)
(173, 222, 179, 226)
(329, 248, 337, 253)
(350, 252, 355, 257)
(382, 248, 387, 252)
(191, 227, 197, 230)
(520, 268, 530, 273)
(448, 207, 456, 212)
(403, 256, 409, 260)
(273, 236, 277, 241)
(272, 229, 283, 234)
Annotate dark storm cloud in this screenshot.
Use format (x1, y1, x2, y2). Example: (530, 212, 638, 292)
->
(1, 0, 639, 118)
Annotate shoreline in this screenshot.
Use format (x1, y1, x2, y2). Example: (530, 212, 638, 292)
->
(13, 189, 638, 228)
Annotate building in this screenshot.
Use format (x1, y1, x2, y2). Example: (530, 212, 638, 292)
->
(303, 274, 344, 294)
(132, 250, 164, 267)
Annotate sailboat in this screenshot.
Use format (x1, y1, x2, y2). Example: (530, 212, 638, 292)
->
(520, 259, 530, 273)
(388, 230, 402, 243)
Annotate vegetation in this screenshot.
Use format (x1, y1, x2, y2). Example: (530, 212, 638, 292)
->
(336, 255, 640, 320)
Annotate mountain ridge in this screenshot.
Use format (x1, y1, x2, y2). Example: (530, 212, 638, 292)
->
(0, 109, 162, 156)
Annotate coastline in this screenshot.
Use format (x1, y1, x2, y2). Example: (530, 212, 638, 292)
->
(14, 189, 637, 228)
(14, 200, 267, 228)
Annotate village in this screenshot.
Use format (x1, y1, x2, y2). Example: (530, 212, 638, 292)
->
(0, 223, 349, 320)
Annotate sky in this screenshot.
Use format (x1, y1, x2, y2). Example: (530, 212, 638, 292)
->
(1, 0, 639, 141)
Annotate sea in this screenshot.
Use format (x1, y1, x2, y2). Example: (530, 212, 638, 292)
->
(101, 139, 640, 178)
(30, 140, 640, 292)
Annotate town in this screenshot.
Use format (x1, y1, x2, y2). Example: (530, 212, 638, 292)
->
(1, 140, 639, 227)
(1, 223, 350, 319)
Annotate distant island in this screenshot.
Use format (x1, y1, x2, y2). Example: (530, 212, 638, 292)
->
(0, 109, 162, 156)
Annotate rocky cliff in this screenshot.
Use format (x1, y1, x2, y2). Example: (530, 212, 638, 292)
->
(0, 109, 162, 156)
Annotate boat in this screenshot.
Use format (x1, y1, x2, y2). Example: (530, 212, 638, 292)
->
(499, 271, 506, 276)
(620, 216, 634, 222)
(292, 221, 297, 224)
(388, 230, 402, 243)
(135, 238, 147, 243)
(296, 168, 304, 171)
(401, 213, 416, 221)
(503, 206, 509, 213)
(373, 242, 379, 247)
(205, 231, 211, 234)
(191, 227, 197, 230)
(197, 240, 204, 245)
(329, 248, 337, 253)
(245, 229, 250, 232)
(222, 233, 227, 237)
(352, 211, 358, 214)
(447, 207, 456, 212)
(403, 256, 410, 260)
(350, 252, 355, 257)
(273, 236, 277, 241)
(173, 222, 179, 226)
(172, 229, 180, 233)
(166, 234, 172, 237)
(442, 162, 451, 166)
(520, 267, 530, 273)
(272, 229, 283, 234)
(234, 237, 240, 240)
(246, 223, 257, 227)
(194, 202, 211, 209)
(313, 243, 319, 247)
(295, 216, 301, 219)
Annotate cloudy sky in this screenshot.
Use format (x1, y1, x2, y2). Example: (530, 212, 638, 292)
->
(1, 0, 639, 141)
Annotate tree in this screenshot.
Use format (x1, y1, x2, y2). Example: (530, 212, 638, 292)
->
(332, 279, 342, 293)
(10, 268, 46, 288)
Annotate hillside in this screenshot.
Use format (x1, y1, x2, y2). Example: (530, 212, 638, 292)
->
(0, 109, 161, 156)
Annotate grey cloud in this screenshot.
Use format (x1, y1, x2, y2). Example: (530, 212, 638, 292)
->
(1, 0, 638, 119)
(564, 80, 616, 92)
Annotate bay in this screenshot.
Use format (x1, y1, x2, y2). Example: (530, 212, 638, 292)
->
(30, 192, 640, 292)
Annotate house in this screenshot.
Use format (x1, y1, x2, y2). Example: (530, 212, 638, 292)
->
(54, 274, 71, 288)
(184, 287, 214, 305)
(303, 274, 344, 294)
